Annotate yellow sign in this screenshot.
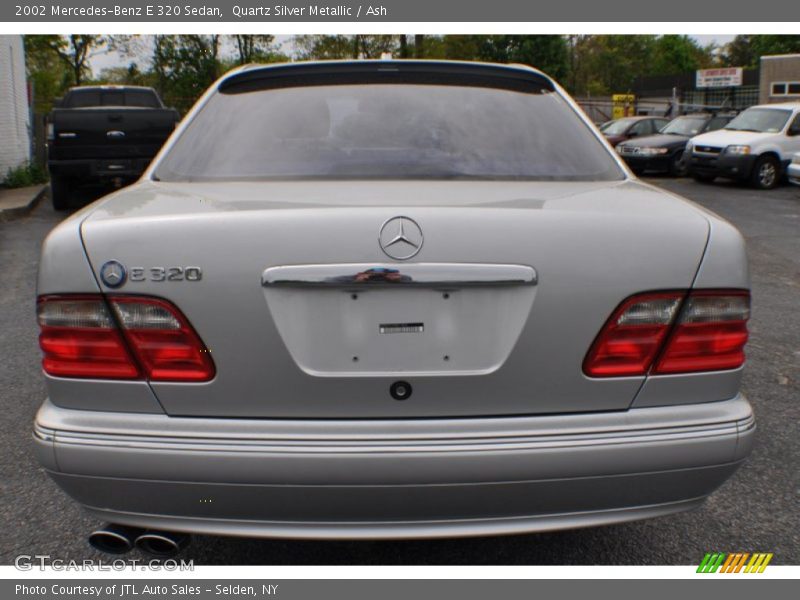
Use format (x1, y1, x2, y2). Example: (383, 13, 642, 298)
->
(612, 94, 636, 120)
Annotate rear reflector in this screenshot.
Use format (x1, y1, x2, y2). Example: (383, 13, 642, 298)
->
(583, 290, 750, 378)
(37, 295, 215, 382)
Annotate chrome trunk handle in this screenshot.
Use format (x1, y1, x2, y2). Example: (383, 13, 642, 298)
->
(262, 263, 537, 288)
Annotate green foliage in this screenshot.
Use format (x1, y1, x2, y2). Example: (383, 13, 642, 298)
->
(651, 35, 715, 74)
(294, 35, 399, 60)
(414, 35, 570, 80)
(93, 63, 157, 87)
(480, 36, 571, 80)
(150, 35, 222, 113)
(2, 162, 48, 188)
(723, 35, 800, 67)
(231, 34, 286, 64)
(24, 35, 73, 113)
(567, 35, 717, 96)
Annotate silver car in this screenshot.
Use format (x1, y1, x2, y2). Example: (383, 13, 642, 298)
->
(33, 61, 754, 555)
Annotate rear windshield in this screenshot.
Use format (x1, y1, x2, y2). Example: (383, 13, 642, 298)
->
(155, 83, 624, 181)
(65, 89, 161, 108)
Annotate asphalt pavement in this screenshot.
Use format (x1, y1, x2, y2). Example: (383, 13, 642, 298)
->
(1, 178, 798, 565)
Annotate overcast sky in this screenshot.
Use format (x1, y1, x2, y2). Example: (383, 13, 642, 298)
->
(88, 34, 738, 74)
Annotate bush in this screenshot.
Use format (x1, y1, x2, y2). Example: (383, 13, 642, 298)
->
(2, 162, 49, 188)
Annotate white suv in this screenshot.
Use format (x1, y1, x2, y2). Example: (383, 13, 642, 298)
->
(686, 102, 800, 189)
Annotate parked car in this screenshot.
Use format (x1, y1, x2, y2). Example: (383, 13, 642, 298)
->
(789, 152, 800, 186)
(599, 116, 670, 146)
(47, 85, 179, 210)
(616, 113, 734, 176)
(33, 61, 754, 554)
(685, 102, 800, 189)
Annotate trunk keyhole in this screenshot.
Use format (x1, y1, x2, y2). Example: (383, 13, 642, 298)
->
(390, 381, 412, 401)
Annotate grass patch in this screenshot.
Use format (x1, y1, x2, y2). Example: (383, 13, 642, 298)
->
(2, 162, 49, 188)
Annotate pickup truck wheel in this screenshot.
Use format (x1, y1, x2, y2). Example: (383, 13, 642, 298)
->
(50, 176, 72, 211)
(669, 153, 688, 177)
(692, 173, 716, 183)
(751, 155, 780, 190)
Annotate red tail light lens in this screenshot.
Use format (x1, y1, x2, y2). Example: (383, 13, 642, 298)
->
(653, 291, 750, 374)
(109, 297, 215, 382)
(584, 290, 750, 378)
(583, 292, 683, 377)
(37, 295, 214, 382)
(37, 296, 140, 379)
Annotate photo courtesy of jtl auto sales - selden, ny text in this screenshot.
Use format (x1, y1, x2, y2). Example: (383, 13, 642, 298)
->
(0, 1, 798, 599)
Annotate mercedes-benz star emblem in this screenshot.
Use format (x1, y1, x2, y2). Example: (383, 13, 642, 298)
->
(379, 216, 424, 260)
(99, 260, 127, 289)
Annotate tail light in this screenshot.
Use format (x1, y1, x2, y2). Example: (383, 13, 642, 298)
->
(653, 291, 750, 374)
(37, 295, 215, 382)
(37, 296, 140, 379)
(584, 290, 750, 378)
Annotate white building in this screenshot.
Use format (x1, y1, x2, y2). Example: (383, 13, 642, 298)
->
(0, 35, 31, 178)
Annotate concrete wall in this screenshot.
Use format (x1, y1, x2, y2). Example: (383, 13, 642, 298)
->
(759, 54, 800, 104)
(0, 35, 30, 178)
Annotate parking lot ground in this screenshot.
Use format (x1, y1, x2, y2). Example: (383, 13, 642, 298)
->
(0, 178, 798, 566)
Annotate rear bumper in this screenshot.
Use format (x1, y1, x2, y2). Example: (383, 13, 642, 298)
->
(687, 152, 757, 180)
(48, 158, 151, 182)
(33, 395, 755, 539)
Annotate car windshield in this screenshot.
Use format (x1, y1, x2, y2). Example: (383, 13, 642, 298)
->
(660, 117, 707, 136)
(155, 82, 624, 182)
(600, 118, 636, 135)
(725, 108, 792, 133)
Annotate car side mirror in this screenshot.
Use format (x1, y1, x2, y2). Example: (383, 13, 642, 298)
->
(788, 124, 800, 137)
(628, 130, 639, 137)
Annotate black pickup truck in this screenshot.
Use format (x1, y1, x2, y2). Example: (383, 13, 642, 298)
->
(47, 86, 179, 209)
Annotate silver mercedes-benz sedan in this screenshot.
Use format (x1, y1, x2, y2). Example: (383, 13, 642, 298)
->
(33, 60, 754, 554)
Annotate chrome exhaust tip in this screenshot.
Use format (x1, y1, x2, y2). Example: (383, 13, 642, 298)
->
(88, 524, 143, 555)
(135, 531, 190, 557)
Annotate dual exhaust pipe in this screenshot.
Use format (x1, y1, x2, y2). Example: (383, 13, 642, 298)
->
(88, 524, 189, 556)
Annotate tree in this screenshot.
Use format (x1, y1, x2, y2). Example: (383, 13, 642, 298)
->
(95, 63, 155, 87)
(722, 35, 756, 67)
(722, 35, 800, 67)
(569, 35, 658, 95)
(232, 35, 280, 64)
(478, 36, 570, 80)
(24, 35, 72, 113)
(54, 35, 107, 85)
(651, 35, 715, 75)
(414, 35, 425, 58)
(294, 35, 398, 60)
(149, 35, 222, 112)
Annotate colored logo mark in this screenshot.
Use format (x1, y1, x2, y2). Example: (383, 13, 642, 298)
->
(697, 552, 774, 573)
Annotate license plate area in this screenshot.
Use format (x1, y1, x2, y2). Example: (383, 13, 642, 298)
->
(263, 283, 536, 377)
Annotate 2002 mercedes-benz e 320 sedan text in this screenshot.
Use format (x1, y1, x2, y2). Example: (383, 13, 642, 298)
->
(33, 61, 754, 554)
